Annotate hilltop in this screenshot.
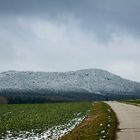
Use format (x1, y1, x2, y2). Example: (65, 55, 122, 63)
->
(0, 69, 140, 103)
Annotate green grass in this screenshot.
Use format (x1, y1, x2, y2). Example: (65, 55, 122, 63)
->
(125, 99, 140, 104)
(122, 99, 140, 106)
(0, 102, 91, 139)
(60, 102, 117, 140)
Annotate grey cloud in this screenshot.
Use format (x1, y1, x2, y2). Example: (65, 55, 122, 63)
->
(0, 0, 140, 38)
(0, 0, 140, 81)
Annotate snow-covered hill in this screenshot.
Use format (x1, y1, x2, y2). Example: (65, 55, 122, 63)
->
(0, 69, 140, 101)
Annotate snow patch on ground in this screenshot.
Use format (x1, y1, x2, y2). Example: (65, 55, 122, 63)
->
(2, 115, 87, 140)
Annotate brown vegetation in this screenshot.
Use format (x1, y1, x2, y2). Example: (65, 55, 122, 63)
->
(60, 102, 117, 140)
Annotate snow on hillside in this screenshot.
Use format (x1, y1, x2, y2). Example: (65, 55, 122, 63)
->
(0, 69, 140, 95)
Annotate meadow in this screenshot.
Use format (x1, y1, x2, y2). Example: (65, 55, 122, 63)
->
(0, 102, 91, 139)
(123, 99, 140, 106)
(125, 99, 140, 104)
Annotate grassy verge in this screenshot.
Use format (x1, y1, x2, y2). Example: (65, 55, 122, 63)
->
(60, 102, 117, 140)
(122, 99, 140, 106)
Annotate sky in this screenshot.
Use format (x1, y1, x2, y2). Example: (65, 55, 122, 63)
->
(0, 0, 140, 81)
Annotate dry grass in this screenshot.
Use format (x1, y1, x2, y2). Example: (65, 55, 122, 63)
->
(59, 102, 117, 140)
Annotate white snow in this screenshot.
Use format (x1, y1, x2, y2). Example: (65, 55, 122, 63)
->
(101, 130, 105, 134)
(0, 69, 140, 95)
(100, 123, 103, 126)
(2, 115, 86, 140)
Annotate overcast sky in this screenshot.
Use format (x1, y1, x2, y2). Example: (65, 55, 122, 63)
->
(0, 0, 140, 81)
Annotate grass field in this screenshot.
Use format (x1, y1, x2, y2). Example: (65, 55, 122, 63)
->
(60, 102, 117, 140)
(124, 99, 140, 104)
(123, 99, 140, 106)
(0, 102, 91, 139)
(0, 102, 117, 140)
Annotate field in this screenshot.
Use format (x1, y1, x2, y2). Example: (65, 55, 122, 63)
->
(124, 99, 140, 104)
(0, 102, 91, 139)
(0, 102, 117, 140)
(123, 99, 140, 106)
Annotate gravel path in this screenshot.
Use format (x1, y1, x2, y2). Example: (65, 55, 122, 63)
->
(107, 101, 140, 140)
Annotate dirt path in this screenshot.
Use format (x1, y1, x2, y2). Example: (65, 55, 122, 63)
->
(107, 101, 140, 140)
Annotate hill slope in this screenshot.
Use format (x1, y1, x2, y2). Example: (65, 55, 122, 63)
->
(0, 69, 140, 102)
